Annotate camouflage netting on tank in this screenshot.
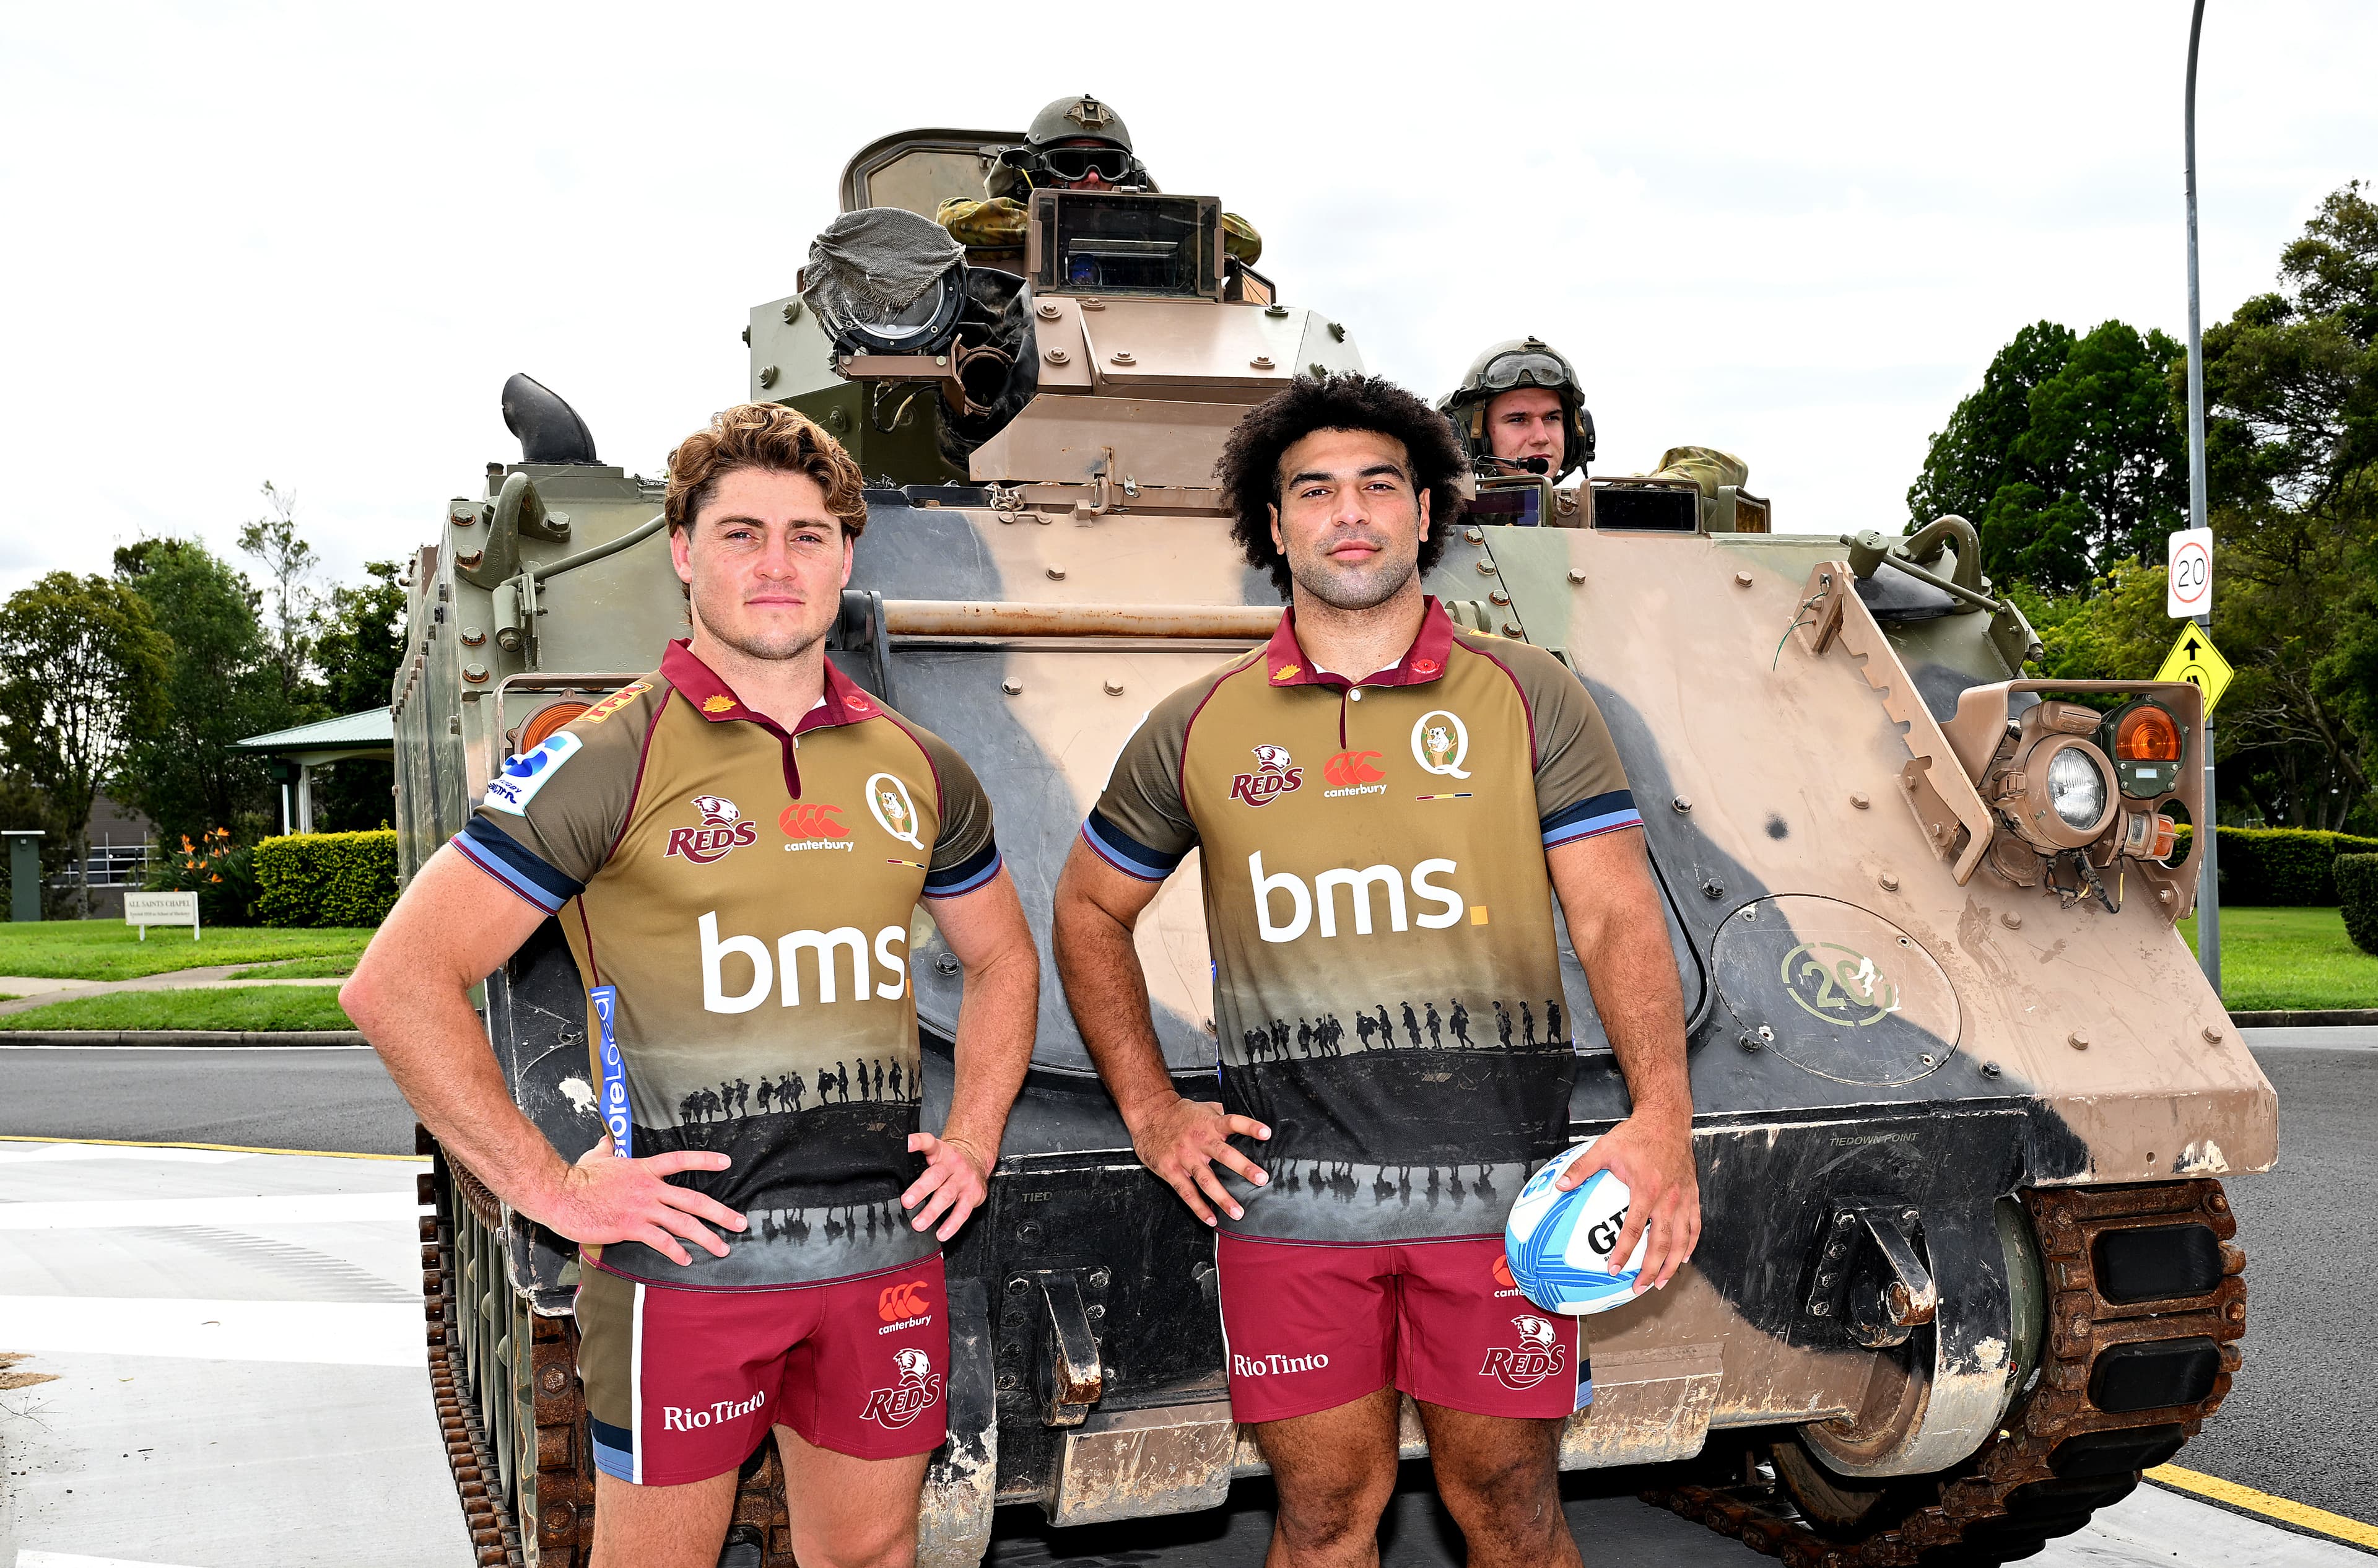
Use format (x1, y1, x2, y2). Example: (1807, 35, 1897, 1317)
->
(1645, 445, 1749, 499)
(801, 207, 965, 341)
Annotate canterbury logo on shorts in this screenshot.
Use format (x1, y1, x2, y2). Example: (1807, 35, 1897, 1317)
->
(878, 1279, 931, 1322)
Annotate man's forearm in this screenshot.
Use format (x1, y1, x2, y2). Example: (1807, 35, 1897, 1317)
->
(941, 943, 1037, 1156)
(351, 980, 571, 1214)
(1582, 903, 1693, 1123)
(1053, 899, 1177, 1131)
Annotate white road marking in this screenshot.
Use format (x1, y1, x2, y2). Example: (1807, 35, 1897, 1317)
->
(0, 1143, 255, 1165)
(0, 1295, 427, 1366)
(0, 1191, 420, 1229)
(17, 1554, 207, 1567)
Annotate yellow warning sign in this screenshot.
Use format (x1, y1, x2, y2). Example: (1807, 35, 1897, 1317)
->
(2156, 624, 2235, 716)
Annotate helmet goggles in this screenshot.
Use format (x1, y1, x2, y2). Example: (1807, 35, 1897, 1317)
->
(1477, 351, 1574, 393)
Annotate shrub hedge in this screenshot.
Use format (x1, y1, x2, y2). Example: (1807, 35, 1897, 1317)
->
(2168, 826, 2378, 906)
(2340, 855, 2378, 957)
(255, 829, 399, 928)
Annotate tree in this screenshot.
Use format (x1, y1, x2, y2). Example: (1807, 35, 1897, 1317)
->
(1909, 320, 2075, 535)
(111, 538, 297, 844)
(2189, 181, 2378, 830)
(0, 573, 171, 913)
(239, 480, 320, 705)
(308, 560, 407, 832)
(1910, 320, 2187, 595)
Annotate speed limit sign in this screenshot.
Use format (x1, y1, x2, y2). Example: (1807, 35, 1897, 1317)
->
(2166, 526, 2213, 618)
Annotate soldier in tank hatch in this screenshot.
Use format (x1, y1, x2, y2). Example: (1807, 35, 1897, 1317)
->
(937, 94, 1262, 274)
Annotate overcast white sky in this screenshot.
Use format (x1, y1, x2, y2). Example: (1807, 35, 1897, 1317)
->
(3, 2, 2372, 599)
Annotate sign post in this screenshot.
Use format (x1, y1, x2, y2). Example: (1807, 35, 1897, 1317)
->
(2180, 0, 2218, 996)
(123, 890, 201, 943)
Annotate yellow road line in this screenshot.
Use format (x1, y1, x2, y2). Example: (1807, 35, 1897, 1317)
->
(0, 1133, 424, 1164)
(2147, 1463, 2378, 1550)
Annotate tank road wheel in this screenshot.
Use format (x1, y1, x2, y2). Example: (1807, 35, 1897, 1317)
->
(421, 1132, 802, 1567)
(1647, 1180, 2245, 1568)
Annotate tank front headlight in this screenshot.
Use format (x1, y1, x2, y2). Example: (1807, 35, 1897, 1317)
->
(2047, 746, 2107, 830)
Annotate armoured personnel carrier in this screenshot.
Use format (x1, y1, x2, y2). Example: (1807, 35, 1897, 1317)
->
(397, 126, 2272, 1568)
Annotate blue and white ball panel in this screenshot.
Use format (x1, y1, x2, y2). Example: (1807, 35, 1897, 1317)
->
(1504, 1139, 1648, 1317)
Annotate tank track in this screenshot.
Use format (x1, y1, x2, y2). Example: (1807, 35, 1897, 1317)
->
(1643, 1180, 2247, 1567)
(420, 1144, 796, 1567)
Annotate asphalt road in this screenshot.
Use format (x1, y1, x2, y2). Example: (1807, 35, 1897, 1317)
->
(1, 1039, 2367, 1545)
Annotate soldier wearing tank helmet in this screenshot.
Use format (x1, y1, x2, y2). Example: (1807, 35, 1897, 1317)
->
(1438, 337, 1598, 484)
(1441, 336, 1755, 515)
(937, 94, 1263, 274)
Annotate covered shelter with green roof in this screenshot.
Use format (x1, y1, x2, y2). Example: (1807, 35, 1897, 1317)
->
(233, 708, 394, 834)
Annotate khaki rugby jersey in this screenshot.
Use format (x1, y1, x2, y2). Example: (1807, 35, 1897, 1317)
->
(1084, 600, 1640, 1245)
(455, 641, 1001, 1288)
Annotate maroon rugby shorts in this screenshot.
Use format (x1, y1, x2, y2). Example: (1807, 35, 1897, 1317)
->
(1215, 1233, 1590, 1424)
(575, 1254, 948, 1484)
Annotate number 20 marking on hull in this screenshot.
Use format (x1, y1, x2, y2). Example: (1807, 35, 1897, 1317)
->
(1780, 943, 1902, 1026)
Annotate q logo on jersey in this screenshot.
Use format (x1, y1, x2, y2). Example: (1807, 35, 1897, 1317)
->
(867, 773, 924, 850)
(1411, 710, 1471, 780)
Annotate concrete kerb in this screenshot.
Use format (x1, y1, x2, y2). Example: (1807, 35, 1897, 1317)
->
(0, 1029, 368, 1047)
(2227, 1008, 2378, 1028)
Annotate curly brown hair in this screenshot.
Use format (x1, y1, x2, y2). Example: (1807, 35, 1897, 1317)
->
(664, 403, 869, 539)
(1216, 373, 1466, 599)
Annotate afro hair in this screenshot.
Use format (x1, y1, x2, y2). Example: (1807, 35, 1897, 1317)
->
(1215, 373, 1468, 600)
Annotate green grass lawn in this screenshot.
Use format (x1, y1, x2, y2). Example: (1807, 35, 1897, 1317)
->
(0, 922, 374, 982)
(2177, 905, 2378, 1012)
(0, 985, 355, 1032)
(229, 954, 359, 980)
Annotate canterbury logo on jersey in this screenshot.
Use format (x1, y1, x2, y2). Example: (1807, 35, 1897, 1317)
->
(1248, 851, 1465, 943)
(699, 913, 909, 1013)
(780, 803, 849, 840)
(1322, 749, 1386, 798)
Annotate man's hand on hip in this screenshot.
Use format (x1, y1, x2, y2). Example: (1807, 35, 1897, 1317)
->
(534, 1140, 744, 1268)
(1128, 1094, 1271, 1227)
(1556, 1112, 1700, 1292)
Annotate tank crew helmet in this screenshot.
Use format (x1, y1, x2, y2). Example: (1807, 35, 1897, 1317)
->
(1438, 336, 1597, 483)
(996, 94, 1150, 192)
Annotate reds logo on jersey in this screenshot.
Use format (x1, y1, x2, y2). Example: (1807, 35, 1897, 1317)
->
(666, 795, 760, 864)
(1229, 744, 1305, 808)
(1480, 1315, 1569, 1391)
(860, 1347, 946, 1429)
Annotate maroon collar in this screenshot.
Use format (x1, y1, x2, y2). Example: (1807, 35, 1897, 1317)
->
(660, 639, 883, 738)
(1258, 597, 1455, 691)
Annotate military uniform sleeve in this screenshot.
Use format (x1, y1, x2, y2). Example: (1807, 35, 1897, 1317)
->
(905, 724, 1004, 900)
(936, 196, 1029, 253)
(450, 684, 658, 914)
(1082, 664, 1227, 882)
(1504, 645, 1643, 848)
(1221, 211, 1263, 266)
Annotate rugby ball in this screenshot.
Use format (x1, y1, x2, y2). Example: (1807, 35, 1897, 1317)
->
(1504, 1139, 1648, 1316)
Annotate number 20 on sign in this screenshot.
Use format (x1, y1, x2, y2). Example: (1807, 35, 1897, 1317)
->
(2166, 526, 2213, 619)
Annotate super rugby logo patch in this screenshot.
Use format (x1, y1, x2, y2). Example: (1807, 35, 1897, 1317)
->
(1229, 744, 1304, 808)
(665, 795, 759, 865)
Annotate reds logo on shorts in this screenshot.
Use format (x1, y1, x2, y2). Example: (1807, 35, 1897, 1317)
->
(1479, 1314, 1569, 1391)
(860, 1347, 946, 1429)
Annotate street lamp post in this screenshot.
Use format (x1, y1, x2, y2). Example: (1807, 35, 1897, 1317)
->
(2185, 0, 2219, 995)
